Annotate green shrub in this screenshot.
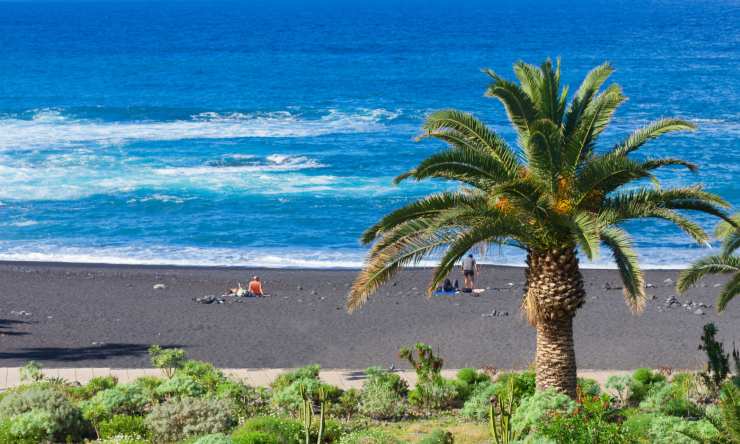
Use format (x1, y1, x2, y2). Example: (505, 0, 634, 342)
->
(217, 380, 270, 417)
(81, 383, 150, 424)
(511, 389, 576, 437)
(129, 376, 163, 401)
(0, 384, 87, 442)
(646, 414, 718, 444)
(639, 382, 702, 418)
(408, 378, 458, 412)
(149, 345, 187, 378)
(538, 410, 632, 444)
(576, 378, 600, 397)
(269, 365, 342, 415)
(604, 375, 630, 406)
(419, 428, 454, 444)
(338, 429, 401, 444)
(145, 397, 236, 442)
(180, 360, 228, 393)
(156, 372, 207, 398)
(454, 368, 490, 401)
(19, 362, 44, 383)
(335, 388, 361, 419)
(628, 368, 666, 404)
(97, 414, 147, 440)
(359, 368, 407, 419)
(461, 371, 535, 422)
(194, 432, 234, 444)
(460, 381, 497, 421)
(271, 365, 321, 392)
(232, 416, 302, 444)
(232, 431, 279, 444)
(69, 376, 119, 401)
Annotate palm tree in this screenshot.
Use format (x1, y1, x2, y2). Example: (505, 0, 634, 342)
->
(678, 215, 740, 312)
(346, 59, 733, 397)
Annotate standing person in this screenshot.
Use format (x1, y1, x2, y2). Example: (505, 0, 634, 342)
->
(248, 276, 264, 297)
(461, 254, 479, 289)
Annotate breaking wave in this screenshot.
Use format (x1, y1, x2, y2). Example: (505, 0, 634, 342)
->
(0, 108, 399, 150)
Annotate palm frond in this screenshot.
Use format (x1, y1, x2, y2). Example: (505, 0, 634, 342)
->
(641, 158, 698, 172)
(428, 220, 518, 294)
(419, 109, 520, 171)
(394, 147, 516, 188)
(483, 69, 537, 138)
(563, 62, 614, 140)
(361, 192, 485, 244)
(608, 118, 696, 158)
(600, 226, 646, 313)
(525, 118, 563, 192)
(721, 231, 740, 258)
(716, 214, 740, 239)
(677, 255, 740, 292)
(717, 273, 740, 312)
(348, 230, 456, 312)
(569, 212, 601, 259)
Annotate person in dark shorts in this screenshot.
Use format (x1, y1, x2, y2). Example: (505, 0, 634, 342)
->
(461, 254, 479, 289)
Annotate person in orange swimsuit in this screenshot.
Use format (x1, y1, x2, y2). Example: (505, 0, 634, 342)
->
(248, 276, 264, 297)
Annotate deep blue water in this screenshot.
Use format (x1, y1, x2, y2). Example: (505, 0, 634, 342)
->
(0, 0, 738, 268)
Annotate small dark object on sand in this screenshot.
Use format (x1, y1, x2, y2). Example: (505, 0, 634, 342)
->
(194, 295, 223, 304)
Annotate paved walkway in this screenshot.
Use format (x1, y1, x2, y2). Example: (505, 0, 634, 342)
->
(0, 368, 635, 390)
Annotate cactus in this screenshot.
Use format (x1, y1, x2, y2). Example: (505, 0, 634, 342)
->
(399, 343, 443, 384)
(298, 384, 328, 444)
(488, 378, 517, 444)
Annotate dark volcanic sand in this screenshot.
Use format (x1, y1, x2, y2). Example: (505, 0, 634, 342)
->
(0, 262, 737, 370)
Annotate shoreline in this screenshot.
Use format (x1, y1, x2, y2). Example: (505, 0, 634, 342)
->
(0, 259, 689, 272)
(0, 261, 736, 370)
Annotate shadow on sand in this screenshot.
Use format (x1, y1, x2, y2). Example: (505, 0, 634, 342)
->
(0, 343, 183, 363)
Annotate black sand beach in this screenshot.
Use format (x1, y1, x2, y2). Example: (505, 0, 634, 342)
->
(0, 262, 737, 370)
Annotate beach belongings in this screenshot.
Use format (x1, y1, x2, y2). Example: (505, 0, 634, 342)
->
(194, 295, 223, 304)
(153, 283, 166, 290)
(433, 290, 458, 297)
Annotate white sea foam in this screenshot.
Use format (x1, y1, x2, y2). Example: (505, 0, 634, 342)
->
(0, 241, 706, 270)
(0, 108, 398, 150)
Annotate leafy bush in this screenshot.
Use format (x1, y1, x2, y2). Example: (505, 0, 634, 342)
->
(69, 376, 119, 401)
(179, 360, 228, 393)
(232, 431, 278, 444)
(145, 397, 236, 443)
(409, 378, 458, 412)
(338, 429, 401, 444)
(271, 365, 321, 392)
(576, 378, 600, 397)
(639, 381, 702, 418)
(454, 368, 490, 401)
(628, 368, 666, 404)
(129, 376, 163, 401)
(538, 410, 632, 444)
(646, 414, 718, 444)
(0, 384, 87, 442)
(81, 383, 150, 424)
(336, 388, 361, 419)
(216, 380, 270, 417)
(359, 368, 407, 419)
(461, 371, 535, 421)
(511, 389, 576, 437)
(232, 416, 302, 444)
(605, 375, 631, 406)
(97, 414, 148, 440)
(156, 372, 207, 399)
(149, 345, 187, 378)
(19, 362, 44, 383)
(194, 432, 234, 444)
(419, 428, 454, 444)
(269, 365, 342, 415)
(460, 381, 497, 421)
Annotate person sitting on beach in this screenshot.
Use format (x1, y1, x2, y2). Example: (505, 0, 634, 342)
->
(248, 276, 264, 297)
(442, 278, 456, 292)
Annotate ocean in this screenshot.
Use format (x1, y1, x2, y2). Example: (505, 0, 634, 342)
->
(0, 0, 738, 268)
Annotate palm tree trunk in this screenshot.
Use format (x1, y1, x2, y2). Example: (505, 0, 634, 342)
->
(535, 316, 577, 397)
(524, 248, 585, 398)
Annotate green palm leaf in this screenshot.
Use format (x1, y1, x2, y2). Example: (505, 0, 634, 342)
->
(600, 226, 646, 313)
(608, 118, 696, 158)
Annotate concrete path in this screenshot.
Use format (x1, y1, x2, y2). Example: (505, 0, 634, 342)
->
(0, 368, 636, 390)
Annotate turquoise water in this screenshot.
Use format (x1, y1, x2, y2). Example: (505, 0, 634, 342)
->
(0, 0, 738, 268)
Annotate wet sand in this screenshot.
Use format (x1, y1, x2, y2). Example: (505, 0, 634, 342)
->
(0, 261, 737, 370)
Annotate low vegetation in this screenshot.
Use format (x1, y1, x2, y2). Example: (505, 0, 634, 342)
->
(0, 330, 737, 443)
